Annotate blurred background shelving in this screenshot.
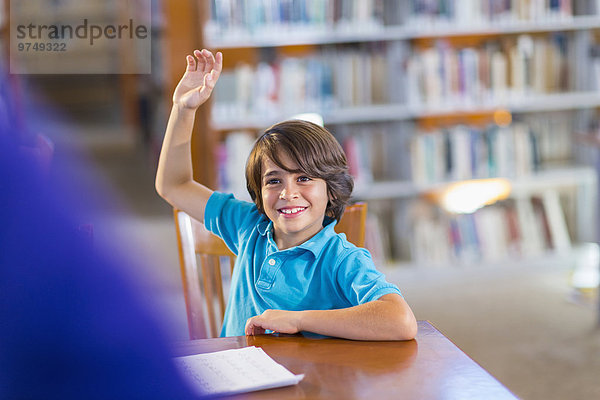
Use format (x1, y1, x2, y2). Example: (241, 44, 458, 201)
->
(3, 0, 599, 278)
(183, 0, 600, 270)
(5, 0, 598, 276)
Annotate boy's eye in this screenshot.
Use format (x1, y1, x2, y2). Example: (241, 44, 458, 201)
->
(298, 176, 311, 182)
(265, 178, 280, 185)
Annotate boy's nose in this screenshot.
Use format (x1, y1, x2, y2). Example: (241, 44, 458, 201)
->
(279, 185, 299, 200)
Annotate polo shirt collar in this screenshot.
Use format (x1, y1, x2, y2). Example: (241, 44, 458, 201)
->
(257, 216, 338, 257)
(257, 217, 271, 236)
(298, 218, 337, 257)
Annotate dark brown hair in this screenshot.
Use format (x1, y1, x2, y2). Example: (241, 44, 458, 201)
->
(245, 119, 353, 222)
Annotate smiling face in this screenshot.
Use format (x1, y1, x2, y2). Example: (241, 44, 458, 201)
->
(261, 152, 329, 250)
(245, 120, 354, 225)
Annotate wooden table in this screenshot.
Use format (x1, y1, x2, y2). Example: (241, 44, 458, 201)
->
(172, 321, 517, 399)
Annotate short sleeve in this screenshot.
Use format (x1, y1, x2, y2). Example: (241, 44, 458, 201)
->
(335, 248, 402, 305)
(203, 192, 262, 255)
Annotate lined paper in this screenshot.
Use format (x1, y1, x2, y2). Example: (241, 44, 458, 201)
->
(174, 346, 304, 397)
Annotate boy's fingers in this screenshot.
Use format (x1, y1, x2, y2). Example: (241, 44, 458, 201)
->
(198, 58, 207, 75)
(245, 316, 266, 335)
(245, 318, 253, 335)
(205, 52, 223, 84)
(213, 52, 223, 76)
(215, 51, 223, 67)
(185, 55, 196, 71)
(202, 49, 214, 74)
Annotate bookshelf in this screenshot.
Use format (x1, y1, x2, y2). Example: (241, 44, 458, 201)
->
(207, 14, 600, 49)
(187, 0, 600, 265)
(212, 91, 600, 130)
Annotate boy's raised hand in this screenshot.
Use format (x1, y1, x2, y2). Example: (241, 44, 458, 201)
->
(173, 49, 223, 109)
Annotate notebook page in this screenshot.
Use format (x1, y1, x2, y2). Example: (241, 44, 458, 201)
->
(174, 346, 304, 397)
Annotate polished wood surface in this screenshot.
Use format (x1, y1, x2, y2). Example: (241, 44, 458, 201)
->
(172, 321, 517, 399)
(173, 203, 369, 340)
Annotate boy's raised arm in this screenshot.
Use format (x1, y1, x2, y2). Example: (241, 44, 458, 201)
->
(155, 49, 223, 223)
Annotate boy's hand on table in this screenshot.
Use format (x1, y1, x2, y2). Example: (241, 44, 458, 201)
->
(245, 309, 301, 336)
(173, 49, 222, 110)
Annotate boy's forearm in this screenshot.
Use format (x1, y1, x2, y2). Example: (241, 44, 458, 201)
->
(246, 295, 417, 341)
(156, 104, 196, 196)
(297, 295, 417, 341)
(155, 104, 214, 220)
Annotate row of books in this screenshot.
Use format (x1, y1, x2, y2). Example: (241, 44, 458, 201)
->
(337, 113, 574, 187)
(337, 122, 414, 185)
(207, 0, 383, 37)
(408, 192, 572, 265)
(409, 118, 573, 184)
(206, 0, 599, 40)
(407, 0, 579, 26)
(212, 32, 588, 122)
(411, 124, 539, 184)
(203, 45, 378, 119)
(407, 33, 572, 107)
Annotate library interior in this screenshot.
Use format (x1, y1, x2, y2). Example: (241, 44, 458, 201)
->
(2, 1, 600, 399)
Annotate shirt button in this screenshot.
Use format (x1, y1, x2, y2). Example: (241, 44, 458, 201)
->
(268, 259, 276, 266)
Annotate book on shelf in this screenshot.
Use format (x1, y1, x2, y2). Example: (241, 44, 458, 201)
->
(217, 131, 255, 201)
(542, 190, 572, 252)
(514, 196, 546, 257)
(342, 134, 373, 186)
(575, 0, 600, 15)
(531, 196, 553, 249)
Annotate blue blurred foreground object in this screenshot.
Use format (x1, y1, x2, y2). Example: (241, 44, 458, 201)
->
(0, 91, 197, 399)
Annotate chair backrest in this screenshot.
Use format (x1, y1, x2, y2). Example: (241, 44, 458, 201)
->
(173, 202, 367, 339)
(335, 202, 367, 248)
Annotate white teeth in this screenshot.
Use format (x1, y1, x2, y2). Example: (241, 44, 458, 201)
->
(280, 207, 304, 214)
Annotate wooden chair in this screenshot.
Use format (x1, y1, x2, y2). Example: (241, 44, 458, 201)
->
(173, 202, 367, 339)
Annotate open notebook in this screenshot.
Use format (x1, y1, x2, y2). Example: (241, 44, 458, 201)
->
(174, 346, 304, 397)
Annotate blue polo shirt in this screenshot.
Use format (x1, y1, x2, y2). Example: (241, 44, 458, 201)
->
(204, 192, 402, 337)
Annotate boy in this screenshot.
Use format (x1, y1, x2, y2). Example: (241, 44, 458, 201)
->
(156, 49, 417, 340)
